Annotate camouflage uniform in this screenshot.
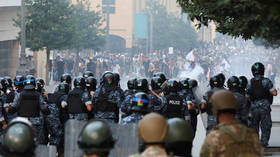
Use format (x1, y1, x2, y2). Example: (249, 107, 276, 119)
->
(231, 90, 249, 126)
(3, 88, 17, 123)
(202, 88, 220, 135)
(93, 86, 122, 123)
(44, 103, 63, 146)
(0, 93, 6, 132)
(120, 112, 144, 125)
(247, 76, 274, 147)
(129, 146, 168, 157)
(200, 122, 261, 157)
(10, 92, 48, 144)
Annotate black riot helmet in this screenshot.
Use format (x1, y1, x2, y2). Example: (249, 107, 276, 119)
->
(3, 117, 35, 154)
(14, 75, 25, 90)
(0, 77, 9, 92)
(239, 76, 248, 89)
(77, 120, 115, 155)
(227, 76, 240, 90)
(151, 77, 164, 90)
(251, 62, 265, 76)
(131, 92, 150, 113)
(167, 79, 179, 93)
(36, 78, 45, 92)
(24, 75, 36, 89)
(86, 76, 97, 92)
(209, 75, 220, 89)
(113, 73, 120, 86)
(127, 79, 135, 90)
(216, 73, 225, 88)
(74, 76, 86, 89)
(179, 78, 189, 90)
(83, 71, 94, 79)
(4, 76, 13, 88)
(153, 72, 167, 82)
(135, 78, 149, 92)
(102, 72, 114, 86)
(60, 74, 72, 85)
(188, 79, 198, 89)
(58, 83, 70, 94)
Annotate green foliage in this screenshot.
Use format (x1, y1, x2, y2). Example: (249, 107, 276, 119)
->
(14, 0, 105, 52)
(70, 0, 105, 51)
(138, 0, 198, 51)
(177, 0, 280, 48)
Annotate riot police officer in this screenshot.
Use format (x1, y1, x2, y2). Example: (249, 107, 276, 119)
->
(153, 72, 167, 83)
(0, 117, 36, 157)
(93, 72, 122, 123)
(62, 77, 92, 121)
(239, 76, 248, 96)
(0, 78, 7, 130)
(120, 92, 151, 124)
(13, 75, 25, 92)
(151, 77, 164, 95)
(161, 79, 189, 121)
(3, 76, 15, 123)
(166, 118, 194, 157)
(83, 71, 94, 79)
(85, 76, 97, 96)
(78, 120, 115, 157)
(201, 75, 224, 135)
(247, 62, 277, 147)
(87, 57, 97, 76)
(54, 74, 72, 93)
(8, 75, 50, 144)
(227, 76, 249, 126)
(123, 79, 136, 98)
(187, 79, 199, 136)
(178, 78, 190, 98)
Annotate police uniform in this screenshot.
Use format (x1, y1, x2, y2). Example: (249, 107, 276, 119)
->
(93, 86, 122, 123)
(231, 90, 249, 126)
(161, 93, 190, 120)
(200, 122, 261, 157)
(202, 88, 220, 135)
(247, 75, 275, 146)
(9, 89, 49, 144)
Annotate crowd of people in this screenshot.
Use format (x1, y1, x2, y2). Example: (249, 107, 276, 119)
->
(0, 59, 276, 156)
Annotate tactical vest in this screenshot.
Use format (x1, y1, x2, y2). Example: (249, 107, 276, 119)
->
(96, 91, 118, 113)
(250, 78, 270, 102)
(18, 90, 40, 117)
(67, 89, 87, 114)
(165, 93, 183, 118)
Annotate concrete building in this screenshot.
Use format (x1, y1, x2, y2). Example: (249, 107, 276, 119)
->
(0, 0, 21, 77)
(72, 0, 216, 52)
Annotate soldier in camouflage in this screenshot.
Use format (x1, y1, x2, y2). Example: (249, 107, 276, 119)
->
(227, 76, 249, 126)
(129, 113, 169, 157)
(200, 90, 261, 157)
(93, 72, 122, 123)
(247, 62, 277, 147)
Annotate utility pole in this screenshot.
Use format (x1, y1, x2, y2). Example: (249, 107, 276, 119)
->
(106, 5, 110, 52)
(17, 0, 28, 75)
(150, 13, 153, 54)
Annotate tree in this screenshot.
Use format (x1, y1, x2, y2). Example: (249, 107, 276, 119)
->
(137, 0, 198, 52)
(14, 0, 73, 82)
(177, 0, 280, 48)
(70, 0, 105, 75)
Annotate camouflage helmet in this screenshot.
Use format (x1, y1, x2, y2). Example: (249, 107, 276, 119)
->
(210, 90, 239, 111)
(3, 117, 35, 154)
(167, 118, 194, 143)
(138, 113, 168, 143)
(77, 120, 115, 154)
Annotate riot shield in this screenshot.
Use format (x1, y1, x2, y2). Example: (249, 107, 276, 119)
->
(35, 145, 57, 157)
(64, 120, 138, 157)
